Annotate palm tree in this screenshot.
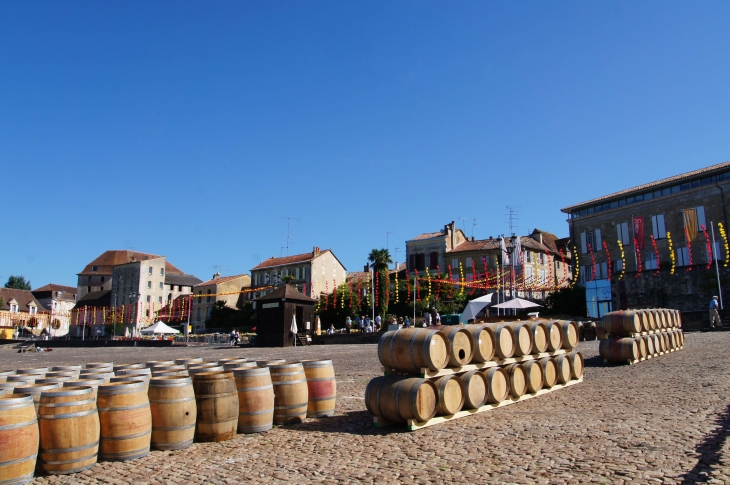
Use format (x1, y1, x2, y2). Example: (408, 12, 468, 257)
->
(368, 248, 393, 273)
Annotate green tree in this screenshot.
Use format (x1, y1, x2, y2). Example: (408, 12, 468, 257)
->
(281, 275, 295, 284)
(5, 275, 31, 290)
(543, 285, 586, 317)
(368, 249, 392, 273)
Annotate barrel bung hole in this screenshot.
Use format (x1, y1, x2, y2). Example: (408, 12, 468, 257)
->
(459, 349, 466, 360)
(185, 412, 189, 416)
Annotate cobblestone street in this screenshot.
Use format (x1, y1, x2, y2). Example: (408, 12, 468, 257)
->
(3, 331, 729, 484)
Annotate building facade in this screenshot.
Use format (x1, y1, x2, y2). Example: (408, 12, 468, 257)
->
(405, 221, 468, 274)
(191, 273, 251, 333)
(249, 247, 347, 301)
(31, 284, 77, 336)
(0, 288, 49, 336)
(561, 160, 730, 316)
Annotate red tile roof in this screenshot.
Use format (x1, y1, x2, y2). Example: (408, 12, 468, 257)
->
(32, 284, 77, 294)
(410, 231, 445, 241)
(195, 274, 249, 287)
(77, 250, 184, 276)
(251, 250, 330, 271)
(561, 160, 730, 212)
(0, 288, 44, 313)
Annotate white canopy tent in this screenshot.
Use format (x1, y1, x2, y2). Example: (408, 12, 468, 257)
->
(460, 293, 495, 322)
(140, 321, 180, 335)
(492, 298, 542, 310)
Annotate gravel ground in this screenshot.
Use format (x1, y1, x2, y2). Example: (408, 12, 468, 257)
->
(2, 331, 728, 484)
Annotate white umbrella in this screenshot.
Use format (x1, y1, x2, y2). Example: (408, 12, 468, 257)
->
(291, 314, 298, 347)
(140, 321, 180, 335)
(460, 293, 495, 322)
(124, 327, 130, 338)
(493, 298, 542, 309)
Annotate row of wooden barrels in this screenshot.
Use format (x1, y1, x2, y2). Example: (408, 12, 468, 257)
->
(0, 358, 335, 483)
(598, 308, 682, 338)
(378, 321, 580, 374)
(367, 351, 584, 423)
(599, 329, 685, 363)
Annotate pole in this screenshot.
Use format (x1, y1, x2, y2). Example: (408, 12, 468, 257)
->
(186, 295, 191, 342)
(371, 267, 375, 324)
(711, 222, 724, 310)
(413, 273, 416, 324)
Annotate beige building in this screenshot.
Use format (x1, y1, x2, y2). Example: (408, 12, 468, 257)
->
(249, 247, 347, 301)
(191, 273, 251, 333)
(0, 288, 49, 336)
(31, 284, 77, 336)
(405, 221, 468, 274)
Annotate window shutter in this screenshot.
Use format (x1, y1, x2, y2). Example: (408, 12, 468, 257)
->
(696, 206, 706, 230)
(601, 262, 608, 279)
(409, 255, 415, 270)
(658, 214, 666, 238)
(580, 232, 587, 254)
(617, 224, 623, 244)
(430, 252, 438, 268)
(652, 216, 658, 239)
(595, 229, 602, 248)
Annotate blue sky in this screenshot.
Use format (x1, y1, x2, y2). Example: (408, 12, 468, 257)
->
(2, 1, 730, 287)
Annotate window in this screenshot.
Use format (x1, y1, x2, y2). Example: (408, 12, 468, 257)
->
(147, 281, 152, 289)
(92, 265, 98, 271)
(160, 268, 164, 276)
(87, 286, 91, 293)
(676, 247, 690, 267)
(149, 267, 153, 275)
(197, 292, 202, 304)
(452, 258, 459, 270)
(146, 295, 151, 302)
(709, 242, 724, 262)
(580, 229, 601, 254)
(29, 306, 37, 315)
(539, 269, 546, 281)
(159, 282, 163, 290)
(158, 296, 162, 304)
(265, 273, 270, 283)
(645, 252, 658, 270)
(9, 304, 18, 313)
(616, 223, 630, 245)
(466, 257, 473, 268)
(101, 276, 105, 283)
(651, 215, 667, 239)
(206, 290, 211, 303)
(206, 307, 212, 320)
(197, 307, 202, 321)
(525, 251, 532, 263)
(254, 274, 260, 285)
(614, 259, 623, 272)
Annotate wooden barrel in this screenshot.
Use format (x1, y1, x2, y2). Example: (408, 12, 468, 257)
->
(38, 386, 99, 475)
(432, 326, 473, 366)
(115, 368, 151, 377)
(13, 383, 61, 412)
(663, 332, 671, 351)
(654, 333, 665, 353)
(64, 378, 106, 399)
(679, 329, 685, 347)
(528, 321, 549, 353)
(110, 375, 150, 391)
(174, 358, 203, 366)
(188, 366, 224, 376)
(543, 321, 563, 351)
(635, 337, 647, 360)
(582, 321, 597, 341)
(8, 375, 38, 383)
(51, 365, 82, 372)
(482, 367, 509, 403)
(37, 377, 76, 384)
(301, 360, 336, 418)
(431, 375, 464, 416)
(599, 338, 639, 363)
(503, 363, 527, 398)
(233, 367, 274, 434)
(80, 368, 112, 376)
(503, 322, 533, 357)
(152, 370, 189, 378)
(148, 376, 196, 451)
(192, 372, 238, 442)
(256, 360, 286, 368)
(97, 381, 151, 461)
(485, 324, 516, 359)
(85, 363, 113, 371)
(112, 364, 145, 373)
(0, 394, 39, 485)
(364, 376, 437, 423)
(270, 363, 308, 425)
(595, 319, 609, 339)
(46, 371, 80, 378)
(17, 368, 48, 375)
(568, 351, 584, 379)
(149, 364, 186, 372)
(457, 370, 487, 409)
(641, 335, 655, 357)
(224, 362, 258, 371)
(552, 354, 572, 384)
(0, 370, 15, 378)
(81, 372, 114, 382)
(377, 328, 450, 373)
(649, 334, 660, 355)
(521, 360, 544, 393)
(145, 361, 175, 368)
(188, 363, 220, 369)
(576, 321, 584, 341)
(462, 325, 495, 363)
(602, 311, 642, 336)
(675, 310, 683, 328)
(559, 321, 579, 349)
(641, 309, 656, 331)
(539, 357, 558, 388)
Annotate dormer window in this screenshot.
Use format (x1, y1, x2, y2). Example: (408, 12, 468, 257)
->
(29, 306, 37, 315)
(92, 266, 98, 272)
(9, 304, 18, 313)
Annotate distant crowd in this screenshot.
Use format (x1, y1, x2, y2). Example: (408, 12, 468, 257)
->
(325, 308, 442, 335)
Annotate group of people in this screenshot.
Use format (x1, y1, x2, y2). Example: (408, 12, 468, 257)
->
(337, 307, 443, 334)
(343, 315, 383, 334)
(229, 329, 241, 345)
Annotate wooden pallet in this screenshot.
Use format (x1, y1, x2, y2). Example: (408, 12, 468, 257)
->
(373, 378, 583, 431)
(382, 349, 569, 378)
(604, 346, 684, 365)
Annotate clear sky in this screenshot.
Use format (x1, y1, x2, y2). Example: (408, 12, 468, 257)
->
(2, 1, 730, 288)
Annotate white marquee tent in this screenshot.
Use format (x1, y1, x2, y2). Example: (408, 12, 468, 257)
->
(140, 321, 180, 335)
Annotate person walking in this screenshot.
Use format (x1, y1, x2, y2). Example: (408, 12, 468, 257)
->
(364, 316, 372, 333)
(345, 316, 352, 334)
(404, 316, 410, 328)
(425, 311, 432, 327)
(710, 296, 722, 329)
(375, 315, 381, 332)
(358, 316, 365, 333)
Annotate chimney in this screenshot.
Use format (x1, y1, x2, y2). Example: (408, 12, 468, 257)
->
(313, 246, 320, 256)
(471, 236, 475, 242)
(450, 221, 456, 249)
(213, 272, 220, 280)
(364, 264, 370, 272)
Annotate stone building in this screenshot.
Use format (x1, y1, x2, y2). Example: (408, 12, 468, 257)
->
(0, 288, 48, 336)
(249, 247, 347, 301)
(405, 221, 468, 274)
(561, 160, 730, 317)
(191, 273, 251, 333)
(31, 284, 77, 336)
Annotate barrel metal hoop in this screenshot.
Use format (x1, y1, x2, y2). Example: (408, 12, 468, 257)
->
(0, 400, 35, 411)
(0, 452, 38, 467)
(0, 471, 35, 485)
(39, 398, 96, 408)
(0, 418, 37, 431)
(305, 377, 334, 382)
(301, 360, 332, 368)
(100, 429, 151, 441)
(98, 385, 146, 394)
(274, 403, 308, 410)
(98, 402, 150, 412)
(100, 447, 150, 461)
(237, 384, 273, 392)
(239, 408, 274, 416)
(41, 452, 97, 466)
(149, 397, 195, 404)
(308, 396, 336, 402)
(150, 381, 192, 388)
(409, 329, 419, 373)
(41, 440, 99, 454)
(270, 371, 304, 377)
(152, 423, 195, 431)
(194, 392, 237, 399)
(272, 379, 307, 386)
(39, 409, 98, 420)
(393, 378, 405, 422)
(387, 328, 399, 370)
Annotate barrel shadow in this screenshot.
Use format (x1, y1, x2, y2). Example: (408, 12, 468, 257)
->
(680, 402, 730, 484)
(582, 355, 606, 368)
(282, 410, 406, 436)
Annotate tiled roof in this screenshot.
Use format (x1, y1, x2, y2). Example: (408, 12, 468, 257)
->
(251, 250, 329, 271)
(531, 229, 560, 253)
(77, 250, 184, 276)
(410, 231, 445, 241)
(32, 284, 77, 294)
(254, 284, 317, 303)
(194, 274, 248, 287)
(561, 160, 730, 212)
(73, 290, 112, 309)
(447, 236, 556, 255)
(166, 274, 203, 287)
(0, 288, 43, 312)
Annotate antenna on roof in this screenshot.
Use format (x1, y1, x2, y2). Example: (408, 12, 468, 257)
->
(505, 206, 520, 235)
(471, 219, 481, 238)
(458, 217, 469, 234)
(394, 247, 400, 271)
(386, 231, 395, 254)
(279, 217, 300, 256)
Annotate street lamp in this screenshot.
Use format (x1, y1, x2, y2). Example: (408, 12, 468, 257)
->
(497, 233, 519, 316)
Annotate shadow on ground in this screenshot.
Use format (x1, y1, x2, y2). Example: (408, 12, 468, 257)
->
(283, 410, 410, 436)
(681, 402, 730, 484)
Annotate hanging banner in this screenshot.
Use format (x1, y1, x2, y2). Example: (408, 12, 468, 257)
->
(684, 208, 698, 242)
(633, 217, 645, 250)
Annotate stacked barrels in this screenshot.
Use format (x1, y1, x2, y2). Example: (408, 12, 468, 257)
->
(368, 322, 584, 425)
(598, 308, 684, 364)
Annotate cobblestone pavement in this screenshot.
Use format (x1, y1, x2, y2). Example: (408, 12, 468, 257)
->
(2, 332, 729, 484)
